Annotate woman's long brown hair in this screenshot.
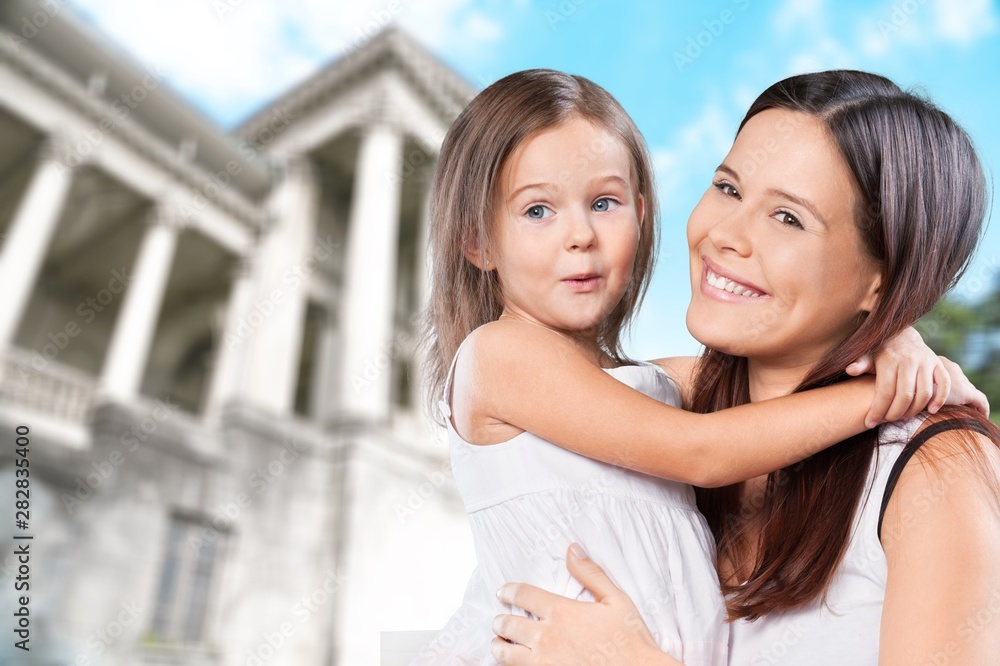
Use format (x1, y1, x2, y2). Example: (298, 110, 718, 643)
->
(692, 70, 994, 621)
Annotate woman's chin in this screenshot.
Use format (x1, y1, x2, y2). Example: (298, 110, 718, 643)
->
(686, 319, 750, 357)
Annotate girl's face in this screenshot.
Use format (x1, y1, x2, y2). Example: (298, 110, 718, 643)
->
(477, 116, 643, 342)
(686, 108, 882, 371)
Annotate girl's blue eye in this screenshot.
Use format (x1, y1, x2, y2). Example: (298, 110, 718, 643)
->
(713, 181, 741, 200)
(526, 204, 553, 219)
(775, 211, 803, 229)
(592, 197, 620, 212)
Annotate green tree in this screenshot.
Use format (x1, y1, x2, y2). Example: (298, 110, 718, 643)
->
(917, 295, 1000, 423)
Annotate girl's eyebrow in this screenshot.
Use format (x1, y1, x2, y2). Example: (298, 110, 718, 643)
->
(716, 162, 827, 228)
(507, 182, 556, 202)
(506, 174, 629, 203)
(593, 175, 630, 190)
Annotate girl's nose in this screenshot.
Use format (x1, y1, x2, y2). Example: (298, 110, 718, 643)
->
(566, 209, 597, 251)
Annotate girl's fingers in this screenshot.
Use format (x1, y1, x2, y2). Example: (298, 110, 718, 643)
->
(846, 355, 873, 376)
(929, 361, 950, 414)
(490, 635, 531, 666)
(884, 363, 918, 423)
(565, 544, 622, 603)
(970, 389, 990, 418)
(867, 366, 898, 428)
(903, 364, 936, 419)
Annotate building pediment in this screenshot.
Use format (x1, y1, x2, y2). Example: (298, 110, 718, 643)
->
(237, 27, 475, 154)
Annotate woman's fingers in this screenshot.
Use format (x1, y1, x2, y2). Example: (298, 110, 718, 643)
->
(492, 614, 540, 647)
(497, 583, 556, 620)
(490, 634, 531, 666)
(565, 544, 623, 603)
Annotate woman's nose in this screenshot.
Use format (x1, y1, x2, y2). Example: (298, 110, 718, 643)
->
(707, 206, 753, 257)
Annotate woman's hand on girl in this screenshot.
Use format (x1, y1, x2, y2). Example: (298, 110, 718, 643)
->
(491, 544, 682, 666)
(845, 326, 987, 426)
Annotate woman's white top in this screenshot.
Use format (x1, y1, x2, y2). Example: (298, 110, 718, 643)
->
(411, 342, 728, 665)
(727, 416, 926, 665)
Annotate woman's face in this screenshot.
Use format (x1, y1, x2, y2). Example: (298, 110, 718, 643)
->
(686, 108, 882, 370)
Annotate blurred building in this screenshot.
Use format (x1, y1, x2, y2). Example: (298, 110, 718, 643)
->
(0, 2, 476, 664)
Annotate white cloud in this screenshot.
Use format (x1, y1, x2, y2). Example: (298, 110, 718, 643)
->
(786, 36, 856, 74)
(859, 0, 998, 57)
(768, 0, 856, 77)
(772, 0, 828, 34)
(767, 0, 995, 82)
(652, 103, 734, 202)
(930, 0, 998, 46)
(66, 0, 505, 126)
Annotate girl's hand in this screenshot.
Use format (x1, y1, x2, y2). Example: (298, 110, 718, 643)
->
(490, 544, 681, 666)
(846, 326, 988, 426)
(938, 355, 989, 417)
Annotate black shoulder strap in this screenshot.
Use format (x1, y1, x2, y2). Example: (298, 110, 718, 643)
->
(878, 418, 992, 541)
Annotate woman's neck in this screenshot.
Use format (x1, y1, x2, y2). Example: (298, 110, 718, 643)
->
(746, 358, 817, 403)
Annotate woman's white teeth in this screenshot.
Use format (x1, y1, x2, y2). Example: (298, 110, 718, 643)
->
(706, 269, 762, 298)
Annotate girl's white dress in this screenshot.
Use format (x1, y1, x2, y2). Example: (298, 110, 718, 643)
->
(410, 344, 728, 666)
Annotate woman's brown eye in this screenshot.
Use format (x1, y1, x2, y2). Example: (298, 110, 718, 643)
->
(775, 211, 803, 229)
(713, 181, 741, 200)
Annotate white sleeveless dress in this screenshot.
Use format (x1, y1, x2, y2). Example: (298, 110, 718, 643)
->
(410, 343, 728, 666)
(727, 416, 927, 665)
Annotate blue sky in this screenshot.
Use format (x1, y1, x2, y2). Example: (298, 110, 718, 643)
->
(68, 0, 1000, 358)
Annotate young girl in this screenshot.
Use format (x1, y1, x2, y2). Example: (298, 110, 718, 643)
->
(415, 69, 982, 666)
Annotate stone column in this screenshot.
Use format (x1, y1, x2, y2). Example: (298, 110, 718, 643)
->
(100, 204, 183, 401)
(239, 154, 320, 414)
(0, 136, 75, 352)
(203, 256, 255, 422)
(408, 170, 434, 415)
(308, 308, 339, 424)
(338, 124, 404, 421)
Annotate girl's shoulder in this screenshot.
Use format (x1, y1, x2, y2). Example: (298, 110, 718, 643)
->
(462, 320, 589, 367)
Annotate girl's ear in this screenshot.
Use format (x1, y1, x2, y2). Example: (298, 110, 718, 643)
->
(637, 193, 646, 229)
(463, 236, 493, 271)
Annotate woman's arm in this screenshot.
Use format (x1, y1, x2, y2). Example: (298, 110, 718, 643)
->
(465, 321, 968, 487)
(491, 545, 683, 666)
(879, 425, 1000, 664)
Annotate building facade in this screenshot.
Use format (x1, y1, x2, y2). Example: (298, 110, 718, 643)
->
(0, 2, 476, 664)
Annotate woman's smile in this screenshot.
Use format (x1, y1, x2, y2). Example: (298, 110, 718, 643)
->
(701, 256, 770, 302)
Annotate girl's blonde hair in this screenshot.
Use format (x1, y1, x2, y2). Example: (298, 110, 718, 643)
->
(421, 69, 659, 420)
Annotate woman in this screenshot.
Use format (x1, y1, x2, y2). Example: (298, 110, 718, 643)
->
(489, 70, 1000, 664)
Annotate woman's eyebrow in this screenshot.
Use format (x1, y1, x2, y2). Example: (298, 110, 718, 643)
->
(717, 162, 828, 228)
(765, 188, 828, 228)
(716, 163, 740, 181)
